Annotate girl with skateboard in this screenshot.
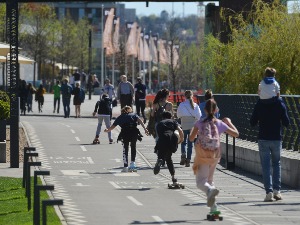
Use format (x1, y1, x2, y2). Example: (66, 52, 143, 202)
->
(104, 106, 149, 172)
(189, 99, 239, 213)
(92, 93, 113, 144)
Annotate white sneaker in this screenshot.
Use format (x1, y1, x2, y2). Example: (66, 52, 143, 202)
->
(207, 188, 219, 207)
(264, 192, 273, 202)
(273, 190, 282, 200)
(130, 161, 136, 168)
(121, 167, 128, 173)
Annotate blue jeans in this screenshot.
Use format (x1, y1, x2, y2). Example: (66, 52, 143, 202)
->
(258, 140, 282, 194)
(62, 98, 71, 117)
(181, 129, 193, 160)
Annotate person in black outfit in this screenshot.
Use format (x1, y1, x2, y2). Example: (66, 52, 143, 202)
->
(73, 70, 81, 84)
(134, 77, 147, 124)
(105, 106, 149, 172)
(92, 93, 113, 144)
(153, 111, 183, 182)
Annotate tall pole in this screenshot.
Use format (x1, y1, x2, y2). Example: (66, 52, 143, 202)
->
(101, 4, 104, 87)
(125, 21, 127, 76)
(112, 53, 115, 86)
(149, 30, 152, 93)
(143, 28, 146, 85)
(157, 33, 160, 90)
(132, 55, 135, 86)
(88, 29, 92, 100)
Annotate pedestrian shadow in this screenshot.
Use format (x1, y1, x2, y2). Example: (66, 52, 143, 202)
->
(117, 188, 152, 191)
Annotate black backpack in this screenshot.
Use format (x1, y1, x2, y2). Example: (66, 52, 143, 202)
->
(155, 103, 167, 122)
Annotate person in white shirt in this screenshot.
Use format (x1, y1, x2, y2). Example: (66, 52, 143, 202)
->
(177, 90, 201, 167)
(258, 67, 280, 100)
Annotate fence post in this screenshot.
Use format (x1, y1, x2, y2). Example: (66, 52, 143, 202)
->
(42, 199, 63, 225)
(26, 161, 41, 211)
(35, 185, 55, 225)
(33, 171, 50, 225)
(225, 134, 235, 170)
(23, 147, 36, 188)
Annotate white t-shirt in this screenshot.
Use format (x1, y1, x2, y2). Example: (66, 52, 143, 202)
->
(258, 80, 280, 99)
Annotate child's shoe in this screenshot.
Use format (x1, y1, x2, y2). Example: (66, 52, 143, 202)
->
(93, 137, 100, 144)
(207, 188, 219, 207)
(180, 154, 186, 165)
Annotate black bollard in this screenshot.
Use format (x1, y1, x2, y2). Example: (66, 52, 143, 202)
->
(42, 199, 63, 225)
(33, 171, 50, 225)
(26, 162, 41, 211)
(23, 147, 36, 188)
(35, 185, 54, 225)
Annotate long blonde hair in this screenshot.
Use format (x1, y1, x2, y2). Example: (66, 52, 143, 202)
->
(185, 90, 194, 110)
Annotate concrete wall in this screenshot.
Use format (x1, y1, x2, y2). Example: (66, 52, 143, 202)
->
(220, 137, 300, 189)
(0, 141, 6, 163)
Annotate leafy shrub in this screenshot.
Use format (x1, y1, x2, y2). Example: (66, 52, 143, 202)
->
(0, 91, 10, 120)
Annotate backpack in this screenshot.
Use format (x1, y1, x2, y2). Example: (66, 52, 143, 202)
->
(155, 103, 167, 122)
(79, 88, 85, 103)
(196, 119, 220, 151)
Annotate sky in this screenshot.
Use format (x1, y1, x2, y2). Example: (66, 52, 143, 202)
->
(122, 1, 219, 17)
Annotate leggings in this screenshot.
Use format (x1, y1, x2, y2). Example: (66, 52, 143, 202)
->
(122, 140, 137, 167)
(157, 150, 175, 176)
(195, 162, 218, 195)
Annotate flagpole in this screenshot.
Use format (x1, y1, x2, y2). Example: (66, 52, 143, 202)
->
(157, 33, 160, 90)
(132, 55, 135, 86)
(101, 4, 104, 87)
(112, 53, 115, 86)
(143, 28, 146, 85)
(125, 21, 128, 76)
(149, 30, 152, 93)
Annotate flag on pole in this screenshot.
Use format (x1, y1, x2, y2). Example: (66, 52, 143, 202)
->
(143, 33, 151, 62)
(103, 8, 115, 55)
(150, 35, 158, 64)
(112, 16, 120, 53)
(135, 27, 141, 58)
(126, 22, 138, 56)
(138, 31, 144, 61)
(158, 39, 169, 64)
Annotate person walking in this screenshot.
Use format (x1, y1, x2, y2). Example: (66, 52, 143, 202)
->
(27, 83, 35, 113)
(189, 99, 239, 213)
(52, 80, 61, 114)
(250, 95, 290, 202)
(117, 75, 134, 109)
(134, 77, 147, 124)
(153, 111, 184, 184)
(199, 89, 220, 118)
(177, 90, 202, 167)
(35, 84, 46, 113)
(61, 78, 73, 118)
(72, 82, 84, 118)
(102, 78, 116, 120)
(104, 106, 149, 172)
(92, 93, 113, 144)
(19, 80, 28, 115)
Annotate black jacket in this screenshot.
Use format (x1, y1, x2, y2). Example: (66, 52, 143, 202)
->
(94, 97, 111, 115)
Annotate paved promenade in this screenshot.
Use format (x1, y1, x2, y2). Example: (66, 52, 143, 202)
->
(1, 93, 300, 225)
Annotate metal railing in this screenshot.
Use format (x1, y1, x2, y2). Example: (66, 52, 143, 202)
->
(196, 94, 300, 152)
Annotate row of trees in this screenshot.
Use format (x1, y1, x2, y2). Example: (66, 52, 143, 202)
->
(178, 0, 299, 94)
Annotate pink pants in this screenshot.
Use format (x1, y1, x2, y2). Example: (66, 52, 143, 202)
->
(195, 162, 218, 195)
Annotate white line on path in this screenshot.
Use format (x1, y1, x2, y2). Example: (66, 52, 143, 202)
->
(70, 129, 75, 133)
(109, 181, 121, 189)
(80, 145, 87, 152)
(75, 137, 80, 141)
(87, 157, 94, 164)
(152, 216, 168, 225)
(66, 125, 71, 128)
(127, 196, 143, 206)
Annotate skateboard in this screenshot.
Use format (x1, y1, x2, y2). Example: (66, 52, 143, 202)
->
(92, 139, 100, 144)
(128, 167, 137, 172)
(168, 182, 185, 189)
(207, 210, 223, 221)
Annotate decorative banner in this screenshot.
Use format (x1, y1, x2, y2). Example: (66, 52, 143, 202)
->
(150, 35, 158, 64)
(138, 31, 144, 61)
(143, 33, 151, 62)
(103, 8, 115, 55)
(126, 22, 138, 56)
(135, 27, 141, 58)
(112, 16, 120, 53)
(158, 39, 169, 64)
